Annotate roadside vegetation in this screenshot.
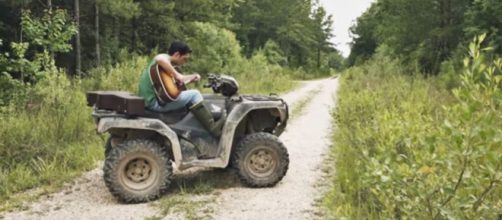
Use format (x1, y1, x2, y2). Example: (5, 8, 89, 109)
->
(325, 36, 502, 219)
(324, 0, 502, 217)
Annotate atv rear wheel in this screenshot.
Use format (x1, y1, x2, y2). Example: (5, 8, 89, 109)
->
(104, 136, 123, 158)
(233, 132, 289, 187)
(103, 139, 172, 203)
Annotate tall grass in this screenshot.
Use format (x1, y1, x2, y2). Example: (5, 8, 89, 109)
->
(0, 72, 103, 208)
(324, 37, 502, 219)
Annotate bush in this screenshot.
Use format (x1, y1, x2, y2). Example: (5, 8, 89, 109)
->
(185, 22, 294, 94)
(0, 70, 102, 204)
(324, 36, 502, 219)
(82, 55, 149, 93)
(185, 22, 243, 75)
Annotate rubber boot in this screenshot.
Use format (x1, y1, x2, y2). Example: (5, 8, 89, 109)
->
(190, 102, 226, 137)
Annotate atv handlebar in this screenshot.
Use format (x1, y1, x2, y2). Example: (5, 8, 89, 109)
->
(203, 73, 239, 97)
(203, 73, 219, 89)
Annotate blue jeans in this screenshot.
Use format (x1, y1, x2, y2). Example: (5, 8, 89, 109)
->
(149, 89, 203, 112)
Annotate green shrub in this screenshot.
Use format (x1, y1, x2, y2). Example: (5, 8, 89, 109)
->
(324, 36, 501, 219)
(185, 22, 243, 75)
(0, 70, 102, 204)
(82, 55, 149, 93)
(231, 51, 294, 94)
(184, 22, 294, 94)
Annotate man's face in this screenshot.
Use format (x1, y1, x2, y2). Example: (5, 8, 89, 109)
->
(171, 52, 191, 65)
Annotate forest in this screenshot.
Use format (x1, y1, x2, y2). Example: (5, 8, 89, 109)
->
(0, 0, 342, 78)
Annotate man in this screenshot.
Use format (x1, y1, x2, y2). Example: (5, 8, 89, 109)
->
(138, 40, 225, 137)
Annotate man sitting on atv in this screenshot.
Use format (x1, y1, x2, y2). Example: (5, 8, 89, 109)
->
(138, 40, 225, 137)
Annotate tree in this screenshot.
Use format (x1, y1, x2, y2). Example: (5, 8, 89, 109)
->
(464, 0, 502, 54)
(74, 0, 81, 75)
(231, 0, 336, 69)
(21, 9, 77, 59)
(347, 3, 379, 66)
(348, 0, 473, 74)
(311, 5, 334, 69)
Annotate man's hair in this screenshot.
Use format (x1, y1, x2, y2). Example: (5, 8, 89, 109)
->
(168, 40, 192, 56)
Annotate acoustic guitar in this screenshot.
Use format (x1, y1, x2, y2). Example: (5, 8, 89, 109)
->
(149, 64, 187, 104)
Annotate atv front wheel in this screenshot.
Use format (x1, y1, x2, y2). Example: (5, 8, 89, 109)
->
(233, 132, 289, 187)
(103, 139, 172, 203)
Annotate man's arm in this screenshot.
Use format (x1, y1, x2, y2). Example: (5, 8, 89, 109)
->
(154, 54, 184, 81)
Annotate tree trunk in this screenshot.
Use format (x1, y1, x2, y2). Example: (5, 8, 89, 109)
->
(114, 17, 120, 62)
(75, 0, 81, 75)
(317, 46, 321, 69)
(95, 2, 101, 67)
(47, 0, 52, 11)
(131, 17, 138, 52)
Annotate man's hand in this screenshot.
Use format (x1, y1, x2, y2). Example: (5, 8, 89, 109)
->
(191, 73, 201, 82)
(183, 73, 200, 84)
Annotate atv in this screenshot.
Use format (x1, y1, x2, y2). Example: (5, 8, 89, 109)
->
(86, 74, 289, 203)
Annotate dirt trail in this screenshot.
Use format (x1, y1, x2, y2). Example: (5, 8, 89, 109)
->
(2, 78, 338, 220)
(213, 78, 339, 219)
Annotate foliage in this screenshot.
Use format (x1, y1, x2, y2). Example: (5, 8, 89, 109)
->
(82, 54, 149, 93)
(21, 9, 77, 54)
(0, 70, 103, 204)
(0, 0, 338, 77)
(182, 22, 294, 94)
(325, 36, 502, 219)
(464, 0, 502, 54)
(231, 51, 294, 94)
(346, 4, 379, 66)
(0, 40, 38, 82)
(184, 22, 243, 75)
(0, 9, 77, 82)
(96, 0, 140, 19)
(231, 0, 337, 71)
(261, 40, 287, 66)
(348, 0, 502, 74)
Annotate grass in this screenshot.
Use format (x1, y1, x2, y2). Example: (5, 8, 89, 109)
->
(321, 61, 451, 219)
(147, 168, 240, 220)
(289, 88, 321, 121)
(0, 75, 105, 211)
(323, 44, 502, 218)
(0, 142, 103, 212)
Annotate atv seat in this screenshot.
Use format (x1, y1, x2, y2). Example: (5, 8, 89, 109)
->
(143, 108, 189, 124)
(86, 91, 190, 124)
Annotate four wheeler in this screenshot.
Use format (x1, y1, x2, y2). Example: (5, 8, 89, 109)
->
(87, 74, 290, 203)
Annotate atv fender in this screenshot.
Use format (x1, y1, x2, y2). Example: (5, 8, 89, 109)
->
(97, 117, 184, 170)
(221, 101, 287, 163)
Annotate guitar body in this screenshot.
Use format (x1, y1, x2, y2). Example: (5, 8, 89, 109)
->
(149, 64, 186, 104)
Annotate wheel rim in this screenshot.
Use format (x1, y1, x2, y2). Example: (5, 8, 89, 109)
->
(245, 146, 278, 178)
(118, 155, 159, 191)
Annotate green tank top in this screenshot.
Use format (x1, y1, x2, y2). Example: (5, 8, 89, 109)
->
(138, 59, 157, 107)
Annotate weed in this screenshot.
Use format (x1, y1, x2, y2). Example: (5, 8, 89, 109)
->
(289, 88, 321, 121)
(324, 36, 502, 219)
